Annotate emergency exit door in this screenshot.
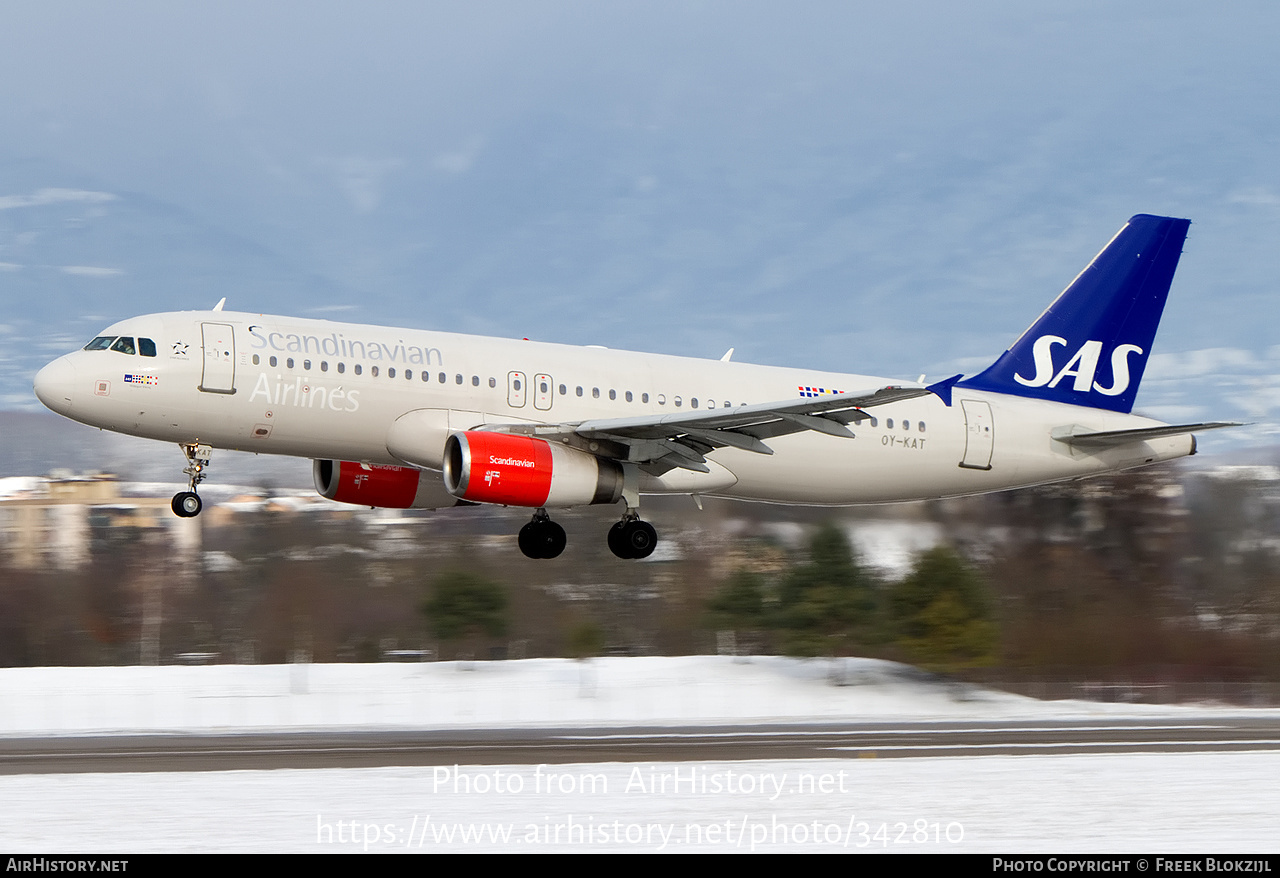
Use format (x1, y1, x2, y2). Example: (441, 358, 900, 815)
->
(959, 399, 993, 470)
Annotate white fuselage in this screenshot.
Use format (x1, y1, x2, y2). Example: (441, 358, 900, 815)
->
(34, 310, 1193, 507)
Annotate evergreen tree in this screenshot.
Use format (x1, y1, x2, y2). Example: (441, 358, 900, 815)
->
(423, 570, 508, 660)
(707, 569, 765, 627)
(889, 546, 997, 672)
(774, 523, 879, 656)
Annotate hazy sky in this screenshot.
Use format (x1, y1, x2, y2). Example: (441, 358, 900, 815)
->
(3, 2, 1279, 445)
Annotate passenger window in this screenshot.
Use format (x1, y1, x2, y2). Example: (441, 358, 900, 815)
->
(870, 417, 878, 427)
(270, 356, 278, 367)
(455, 374, 463, 385)
(643, 393, 650, 403)
(338, 363, 345, 374)
(609, 389, 616, 400)
(903, 420, 910, 430)
(489, 377, 497, 388)
(406, 369, 413, 380)
(576, 386, 583, 397)
(388, 367, 396, 378)
(372, 366, 379, 377)
(110, 337, 136, 355)
(287, 358, 295, 369)
(304, 359, 312, 371)
(559, 384, 567, 396)
(592, 387, 600, 399)
(138, 338, 157, 357)
(439, 373, 446, 383)
(886, 419, 894, 429)
(321, 361, 328, 372)
(355, 364, 362, 375)
(252, 354, 260, 365)
(674, 396, 682, 407)
(658, 394, 666, 405)
(422, 371, 429, 381)
(625, 391, 633, 402)
(472, 375, 479, 386)
(691, 398, 699, 408)
(919, 421, 926, 432)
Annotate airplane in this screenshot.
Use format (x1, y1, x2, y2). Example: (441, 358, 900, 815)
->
(33, 214, 1237, 559)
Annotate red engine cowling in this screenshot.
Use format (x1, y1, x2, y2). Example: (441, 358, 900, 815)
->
(313, 460, 458, 509)
(442, 431, 623, 508)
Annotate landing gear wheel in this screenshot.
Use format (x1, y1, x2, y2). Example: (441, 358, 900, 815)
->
(608, 519, 658, 559)
(171, 491, 202, 518)
(542, 521, 567, 559)
(518, 516, 567, 559)
(607, 521, 629, 558)
(624, 520, 657, 559)
(518, 522, 540, 558)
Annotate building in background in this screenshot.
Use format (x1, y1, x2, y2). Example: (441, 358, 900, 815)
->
(0, 472, 201, 570)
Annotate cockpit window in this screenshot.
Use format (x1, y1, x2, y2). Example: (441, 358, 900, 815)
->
(138, 338, 157, 357)
(109, 337, 137, 355)
(84, 336, 116, 351)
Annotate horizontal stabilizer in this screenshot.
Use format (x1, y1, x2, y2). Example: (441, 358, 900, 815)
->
(1052, 421, 1241, 449)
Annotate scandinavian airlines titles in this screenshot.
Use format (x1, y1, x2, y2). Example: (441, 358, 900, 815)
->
(247, 325, 444, 366)
(248, 373, 361, 412)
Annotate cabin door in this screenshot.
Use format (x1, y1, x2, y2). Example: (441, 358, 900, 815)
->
(199, 323, 236, 394)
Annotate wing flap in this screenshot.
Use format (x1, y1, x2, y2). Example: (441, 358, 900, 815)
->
(482, 384, 928, 468)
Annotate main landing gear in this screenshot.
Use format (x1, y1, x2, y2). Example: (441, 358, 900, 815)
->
(608, 511, 658, 560)
(518, 509, 567, 559)
(515, 508, 659, 560)
(171, 442, 212, 518)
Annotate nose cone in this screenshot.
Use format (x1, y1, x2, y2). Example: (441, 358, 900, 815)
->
(34, 356, 77, 414)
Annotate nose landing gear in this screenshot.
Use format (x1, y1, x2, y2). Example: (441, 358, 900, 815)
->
(171, 443, 212, 518)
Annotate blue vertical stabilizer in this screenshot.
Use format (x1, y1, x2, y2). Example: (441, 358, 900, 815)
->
(956, 214, 1190, 413)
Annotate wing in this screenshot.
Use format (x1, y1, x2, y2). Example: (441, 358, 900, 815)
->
(480, 385, 929, 475)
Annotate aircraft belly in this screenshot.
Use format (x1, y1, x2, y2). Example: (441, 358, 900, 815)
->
(712, 426, 973, 505)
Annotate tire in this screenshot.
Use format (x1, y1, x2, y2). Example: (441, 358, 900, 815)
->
(625, 520, 657, 559)
(607, 521, 631, 559)
(171, 492, 202, 518)
(517, 521, 542, 558)
(543, 521, 566, 559)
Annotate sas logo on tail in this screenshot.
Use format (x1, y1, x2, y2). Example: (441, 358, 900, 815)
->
(1014, 336, 1143, 397)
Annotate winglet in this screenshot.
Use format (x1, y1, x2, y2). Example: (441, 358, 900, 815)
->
(926, 374, 964, 407)
(720, 348, 734, 362)
(212, 297, 227, 312)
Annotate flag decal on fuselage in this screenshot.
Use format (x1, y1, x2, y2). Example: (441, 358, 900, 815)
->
(798, 385, 843, 398)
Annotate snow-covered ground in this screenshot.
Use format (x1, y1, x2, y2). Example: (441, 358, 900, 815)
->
(0, 656, 1114, 736)
(3, 657, 1277, 852)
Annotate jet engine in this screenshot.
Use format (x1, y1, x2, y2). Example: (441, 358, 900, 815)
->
(313, 460, 459, 509)
(442, 431, 623, 507)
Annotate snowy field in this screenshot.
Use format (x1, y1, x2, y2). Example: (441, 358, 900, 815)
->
(2, 657, 1278, 853)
